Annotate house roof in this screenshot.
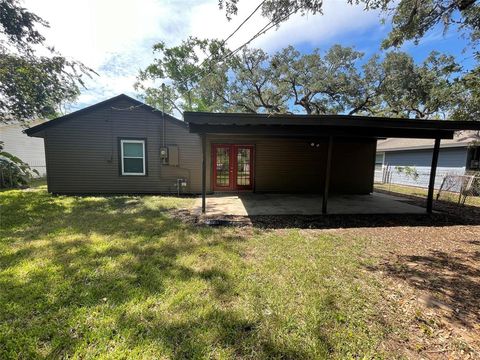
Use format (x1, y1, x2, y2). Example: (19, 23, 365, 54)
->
(24, 94, 185, 137)
(377, 130, 480, 152)
(184, 112, 480, 140)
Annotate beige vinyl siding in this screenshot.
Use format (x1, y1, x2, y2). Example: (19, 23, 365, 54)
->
(1, 121, 47, 176)
(44, 98, 202, 194)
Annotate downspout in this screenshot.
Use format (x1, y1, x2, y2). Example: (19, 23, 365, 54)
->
(162, 83, 166, 149)
(201, 133, 207, 213)
(160, 83, 191, 193)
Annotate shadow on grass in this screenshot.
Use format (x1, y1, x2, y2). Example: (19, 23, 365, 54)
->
(116, 307, 313, 360)
(366, 245, 480, 329)
(0, 190, 323, 359)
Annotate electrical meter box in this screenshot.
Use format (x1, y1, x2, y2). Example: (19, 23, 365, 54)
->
(160, 147, 168, 164)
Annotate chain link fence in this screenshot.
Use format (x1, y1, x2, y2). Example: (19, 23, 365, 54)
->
(0, 155, 40, 189)
(375, 165, 480, 206)
(436, 173, 480, 204)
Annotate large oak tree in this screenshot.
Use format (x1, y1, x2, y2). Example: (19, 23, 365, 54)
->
(137, 39, 461, 119)
(217, 0, 480, 120)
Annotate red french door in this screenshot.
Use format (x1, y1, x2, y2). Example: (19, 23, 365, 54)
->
(212, 144, 254, 191)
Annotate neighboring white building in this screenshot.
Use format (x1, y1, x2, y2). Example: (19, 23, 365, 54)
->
(1, 120, 46, 176)
(375, 131, 480, 188)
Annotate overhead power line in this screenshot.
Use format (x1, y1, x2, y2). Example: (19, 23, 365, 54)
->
(199, 0, 267, 68)
(223, 0, 268, 45)
(165, 0, 270, 95)
(199, 6, 300, 78)
(223, 6, 299, 61)
(153, 2, 300, 111)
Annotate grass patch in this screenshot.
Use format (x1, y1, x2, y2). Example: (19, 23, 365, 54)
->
(28, 177, 48, 188)
(375, 183, 480, 207)
(1, 187, 393, 359)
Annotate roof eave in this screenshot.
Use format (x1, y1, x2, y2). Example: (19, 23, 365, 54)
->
(184, 112, 480, 133)
(378, 143, 473, 152)
(24, 94, 185, 136)
(187, 123, 455, 140)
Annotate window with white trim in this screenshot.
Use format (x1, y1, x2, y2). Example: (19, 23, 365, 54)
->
(120, 139, 146, 175)
(375, 152, 384, 171)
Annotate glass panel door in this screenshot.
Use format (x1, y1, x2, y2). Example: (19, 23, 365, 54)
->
(214, 146, 231, 189)
(212, 144, 254, 191)
(236, 147, 252, 189)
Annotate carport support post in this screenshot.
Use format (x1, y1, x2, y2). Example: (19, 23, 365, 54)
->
(322, 136, 333, 215)
(426, 138, 441, 214)
(201, 133, 206, 214)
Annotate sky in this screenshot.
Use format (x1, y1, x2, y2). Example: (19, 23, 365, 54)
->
(24, 0, 476, 112)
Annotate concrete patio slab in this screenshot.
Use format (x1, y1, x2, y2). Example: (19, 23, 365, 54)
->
(192, 192, 426, 216)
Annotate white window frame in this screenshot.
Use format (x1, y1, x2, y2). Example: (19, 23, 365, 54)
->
(121, 139, 146, 176)
(375, 152, 385, 171)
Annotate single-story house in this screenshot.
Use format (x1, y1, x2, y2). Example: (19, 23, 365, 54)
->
(25, 95, 201, 194)
(25, 94, 480, 214)
(1, 120, 47, 176)
(375, 132, 480, 188)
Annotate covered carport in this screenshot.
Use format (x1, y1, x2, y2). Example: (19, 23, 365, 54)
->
(184, 112, 480, 215)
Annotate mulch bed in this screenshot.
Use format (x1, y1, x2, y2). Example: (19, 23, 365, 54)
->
(174, 211, 479, 230)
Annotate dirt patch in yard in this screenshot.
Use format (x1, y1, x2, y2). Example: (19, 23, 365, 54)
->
(375, 187, 480, 223)
(302, 225, 480, 359)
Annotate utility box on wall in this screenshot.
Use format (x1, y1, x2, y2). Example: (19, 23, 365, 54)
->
(168, 145, 179, 166)
(163, 145, 179, 166)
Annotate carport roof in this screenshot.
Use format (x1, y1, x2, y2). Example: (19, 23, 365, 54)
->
(184, 112, 480, 139)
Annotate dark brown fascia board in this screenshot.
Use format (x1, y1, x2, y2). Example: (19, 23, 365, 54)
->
(24, 94, 186, 137)
(184, 112, 480, 132)
(188, 123, 455, 140)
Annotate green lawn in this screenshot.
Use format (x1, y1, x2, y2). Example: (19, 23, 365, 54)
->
(1, 186, 392, 359)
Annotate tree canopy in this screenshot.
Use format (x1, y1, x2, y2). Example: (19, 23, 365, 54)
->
(137, 0, 480, 120)
(219, 0, 480, 49)
(136, 37, 230, 114)
(0, 0, 92, 124)
(137, 39, 462, 119)
(452, 64, 480, 121)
